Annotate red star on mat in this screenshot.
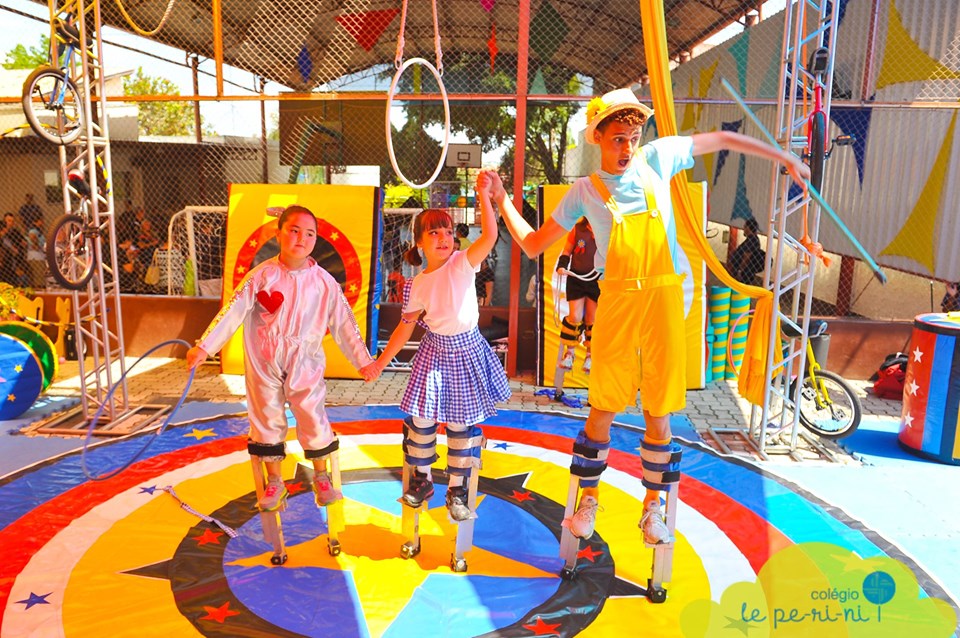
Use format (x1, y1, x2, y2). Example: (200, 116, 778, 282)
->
(194, 529, 224, 546)
(286, 480, 307, 495)
(511, 490, 534, 502)
(201, 601, 240, 623)
(522, 616, 561, 635)
(577, 545, 603, 563)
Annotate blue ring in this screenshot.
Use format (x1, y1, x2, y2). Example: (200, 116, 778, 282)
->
(81, 339, 196, 481)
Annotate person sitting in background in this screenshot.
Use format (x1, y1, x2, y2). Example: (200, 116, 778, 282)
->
(475, 257, 495, 306)
(730, 217, 765, 284)
(456, 223, 473, 251)
(942, 281, 960, 312)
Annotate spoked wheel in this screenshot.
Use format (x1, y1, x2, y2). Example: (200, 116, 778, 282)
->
(794, 369, 862, 439)
(807, 110, 826, 193)
(47, 214, 96, 290)
(21, 66, 84, 145)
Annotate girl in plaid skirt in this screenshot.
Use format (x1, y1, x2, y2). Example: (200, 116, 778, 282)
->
(375, 171, 510, 521)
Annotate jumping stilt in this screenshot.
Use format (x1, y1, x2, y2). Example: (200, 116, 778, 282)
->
(304, 438, 345, 557)
(447, 425, 485, 573)
(558, 474, 582, 579)
(559, 430, 610, 578)
(640, 440, 683, 603)
(399, 462, 424, 559)
(250, 455, 287, 566)
(398, 417, 438, 559)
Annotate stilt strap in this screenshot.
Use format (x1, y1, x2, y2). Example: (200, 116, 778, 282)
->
(305, 437, 339, 459)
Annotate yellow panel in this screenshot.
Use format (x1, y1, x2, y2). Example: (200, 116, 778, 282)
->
(221, 183, 380, 378)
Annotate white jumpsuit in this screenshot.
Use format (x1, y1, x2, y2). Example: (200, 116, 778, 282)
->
(197, 256, 374, 453)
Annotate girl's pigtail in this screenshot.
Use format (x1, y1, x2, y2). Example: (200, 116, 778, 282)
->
(404, 243, 422, 267)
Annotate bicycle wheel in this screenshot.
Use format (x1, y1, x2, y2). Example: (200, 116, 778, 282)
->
(795, 369, 862, 439)
(21, 66, 84, 145)
(808, 110, 826, 193)
(47, 214, 96, 290)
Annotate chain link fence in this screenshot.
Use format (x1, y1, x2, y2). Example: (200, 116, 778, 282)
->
(1, 0, 958, 320)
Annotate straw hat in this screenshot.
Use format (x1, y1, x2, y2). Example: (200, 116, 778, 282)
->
(584, 88, 654, 145)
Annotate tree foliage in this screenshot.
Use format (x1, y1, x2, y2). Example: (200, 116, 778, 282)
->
(3, 37, 50, 70)
(123, 67, 214, 137)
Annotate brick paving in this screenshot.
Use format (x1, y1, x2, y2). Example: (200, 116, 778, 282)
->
(42, 357, 904, 465)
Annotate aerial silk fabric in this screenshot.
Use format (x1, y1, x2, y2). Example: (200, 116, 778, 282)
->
(639, 0, 782, 404)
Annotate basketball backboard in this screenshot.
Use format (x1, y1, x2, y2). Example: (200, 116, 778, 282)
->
(445, 144, 482, 168)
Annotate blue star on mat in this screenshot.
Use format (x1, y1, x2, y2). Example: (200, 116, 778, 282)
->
(16, 592, 51, 609)
(139, 485, 160, 495)
(493, 442, 510, 450)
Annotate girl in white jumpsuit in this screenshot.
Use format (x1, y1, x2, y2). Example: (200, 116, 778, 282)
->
(187, 206, 379, 510)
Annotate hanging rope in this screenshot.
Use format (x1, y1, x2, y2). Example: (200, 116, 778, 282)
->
(386, 0, 451, 190)
(112, 0, 176, 37)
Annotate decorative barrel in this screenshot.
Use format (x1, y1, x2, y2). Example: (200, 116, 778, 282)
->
(0, 332, 44, 420)
(0, 321, 57, 389)
(898, 313, 960, 465)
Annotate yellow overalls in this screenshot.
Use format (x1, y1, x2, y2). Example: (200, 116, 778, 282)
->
(588, 160, 686, 416)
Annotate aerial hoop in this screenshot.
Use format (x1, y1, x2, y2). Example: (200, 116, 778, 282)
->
(386, 0, 450, 190)
(385, 58, 451, 190)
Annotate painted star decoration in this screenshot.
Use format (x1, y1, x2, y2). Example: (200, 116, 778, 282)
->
(185, 427, 217, 441)
(226, 495, 555, 636)
(15, 592, 51, 609)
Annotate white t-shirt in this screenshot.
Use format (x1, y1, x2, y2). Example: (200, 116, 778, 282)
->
(404, 250, 479, 336)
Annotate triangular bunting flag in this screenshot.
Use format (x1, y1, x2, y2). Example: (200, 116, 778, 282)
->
(488, 22, 499, 73)
(336, 9, 400, 52)
(876, 2, 960, 89)
(880, 112, 956, 272)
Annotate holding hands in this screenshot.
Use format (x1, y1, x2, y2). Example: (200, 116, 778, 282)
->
(359, 361, 380, 383)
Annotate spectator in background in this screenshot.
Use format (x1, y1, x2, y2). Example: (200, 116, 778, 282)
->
(26, 217, 46, 289)
(730, 217, 766, 284)
(386, 254, 406, 303)
(0, 213, 27, 286)
(455, 223, 473, 252)
(942, 281, 960, 313)
(475, 256, 495, 306)
(117, 200, 139, 243)
(18, 194, 43, 228)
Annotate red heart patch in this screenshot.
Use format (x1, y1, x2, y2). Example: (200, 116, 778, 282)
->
(257, 290, 284, 313)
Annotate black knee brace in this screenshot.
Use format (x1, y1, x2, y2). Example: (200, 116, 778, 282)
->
(305, 437, 340, 459)
(247, 440, 286, 460)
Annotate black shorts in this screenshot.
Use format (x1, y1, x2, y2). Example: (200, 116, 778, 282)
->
(566, 274, 600, 302)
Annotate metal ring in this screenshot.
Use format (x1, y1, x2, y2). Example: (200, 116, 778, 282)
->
(385, 57, 451, 190)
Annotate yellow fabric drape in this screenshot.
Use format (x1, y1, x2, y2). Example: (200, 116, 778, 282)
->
(638, 0, 781, 404)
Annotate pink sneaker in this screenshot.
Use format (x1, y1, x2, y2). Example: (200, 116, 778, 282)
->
(314, 471, 342, 506)
(259, 477, 287, 511)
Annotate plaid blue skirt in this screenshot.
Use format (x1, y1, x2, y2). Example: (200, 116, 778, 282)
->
(401, 326, 511, 425)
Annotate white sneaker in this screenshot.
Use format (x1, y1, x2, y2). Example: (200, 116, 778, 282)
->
(566, 495, 600, 539)
(582, 353, 592, 374)
(639, 500, 670, 545)
(559, 349, 575, 370)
